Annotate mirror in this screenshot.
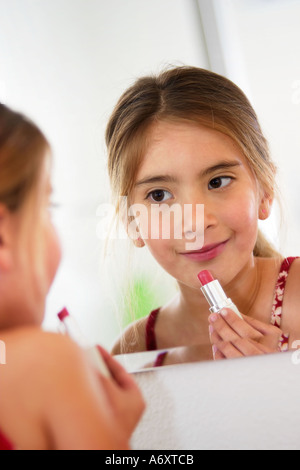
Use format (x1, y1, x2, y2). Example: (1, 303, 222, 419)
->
(1, 0, 299, 372)
(116, 344, 213, 373)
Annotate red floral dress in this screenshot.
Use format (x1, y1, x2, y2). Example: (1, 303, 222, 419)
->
(270, 257, 298, 351)
(146, 257, 298, 356)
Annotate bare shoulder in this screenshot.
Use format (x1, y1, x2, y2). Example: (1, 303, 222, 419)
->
(0, 327, 85, 397)
(0, 327, 87, 449)
(111, 316, 149, 355)
(285, 257, 300, 295)
(1, 326, 81, 367)
(288, 256, 300, 273)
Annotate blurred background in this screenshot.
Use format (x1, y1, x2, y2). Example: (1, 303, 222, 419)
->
(0, 0, 299, 348)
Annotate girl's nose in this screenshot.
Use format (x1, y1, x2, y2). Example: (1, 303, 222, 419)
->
(202, 198, 219, 231)
(182, 195, 218, 243)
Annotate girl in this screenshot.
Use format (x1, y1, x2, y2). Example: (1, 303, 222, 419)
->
(106, 66, 300, 361)
(0, 103, 144, 450)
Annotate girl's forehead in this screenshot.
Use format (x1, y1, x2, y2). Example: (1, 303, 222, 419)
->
(139, 120, 244, 173)
(132, 119, 262, 195)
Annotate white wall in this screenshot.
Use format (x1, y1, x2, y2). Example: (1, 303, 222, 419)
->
(198, 0, 300, 255)
(132, 351, 300, 450)
(231, 0, 300, 256)
(0, 0, 209, 347)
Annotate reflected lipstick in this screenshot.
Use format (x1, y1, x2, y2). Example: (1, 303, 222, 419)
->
(58, 308, 110, 377)
(198, 270, 243, 319)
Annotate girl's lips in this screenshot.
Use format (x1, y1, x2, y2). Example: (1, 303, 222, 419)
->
(180, 240, 229, 262)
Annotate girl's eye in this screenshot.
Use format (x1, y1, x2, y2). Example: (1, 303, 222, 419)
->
(208, 176, 232, 190)
(147, 189, 172, 203)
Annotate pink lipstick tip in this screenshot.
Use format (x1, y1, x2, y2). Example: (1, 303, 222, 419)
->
(58, 308, 69, 322)
(197, 270, 214, 286)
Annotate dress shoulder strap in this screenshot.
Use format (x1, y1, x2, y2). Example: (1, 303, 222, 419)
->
(271, 256, 298, 328)
(0, 429, 14, 450)
(145, 308, 160, 351)
(271, 256, 299, 352)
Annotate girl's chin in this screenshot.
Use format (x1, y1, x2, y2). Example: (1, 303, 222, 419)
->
(172, 273, 203, 291)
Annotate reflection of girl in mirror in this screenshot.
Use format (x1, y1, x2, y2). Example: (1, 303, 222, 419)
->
(106, 66, 299, 360)
(0, 104, 144, 450)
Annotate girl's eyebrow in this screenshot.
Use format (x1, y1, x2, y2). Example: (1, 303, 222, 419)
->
(201, 160, 242, 177)
(135, 174, 178, 187)
(135, 160, 242, 187)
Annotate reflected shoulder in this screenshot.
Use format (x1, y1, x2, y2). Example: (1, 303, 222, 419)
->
(0, 327, 85, 380)
(111, 317, 148, 355)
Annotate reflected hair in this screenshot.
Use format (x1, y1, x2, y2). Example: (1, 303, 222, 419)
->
(0, 103, 51, 274)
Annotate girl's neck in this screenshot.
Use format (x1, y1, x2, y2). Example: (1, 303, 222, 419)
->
(222, 257, 262, 317)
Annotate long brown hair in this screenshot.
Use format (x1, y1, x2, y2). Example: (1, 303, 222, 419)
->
(0, 103, 50, 268)
(106, 66, 280, 257)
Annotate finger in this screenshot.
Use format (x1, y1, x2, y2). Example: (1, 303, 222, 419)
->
(212, 329, 277, 358)
(245, 338, 274, 354)
(242, 316, 282, 348)
(96, 346, 138, 390)
(210, 328, 223, 346)
(212, 332, 268, 358)
(231, 337, 269, 356)
(212, 345, 225, 360)
(208, 312, 239, 343)
(209, 309, 262, 343)
(211, 308, 263, 341)
(212, 340, 244, 359)
(242, 314, 275, 334)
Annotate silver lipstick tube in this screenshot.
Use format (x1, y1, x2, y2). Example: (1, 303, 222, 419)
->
(200, 280, 243, 319)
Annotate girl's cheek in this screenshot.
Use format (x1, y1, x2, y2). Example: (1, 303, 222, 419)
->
(140, 205, 183, 241)
(145, 238, 176, 272)
(231, 196, 258, 245)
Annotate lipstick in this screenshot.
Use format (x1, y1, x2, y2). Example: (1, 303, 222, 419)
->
(197, 270, 243, 319)
(58, 308, 110, 377)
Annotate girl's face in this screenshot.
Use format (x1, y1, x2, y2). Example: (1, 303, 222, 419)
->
(130, 120, 265, 289)
(27, 179, 62, 325)
(0, 167, 62, 328)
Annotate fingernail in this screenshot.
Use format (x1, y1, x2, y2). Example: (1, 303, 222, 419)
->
(209, 313, 218, 323)
(220, 308, 228, 317)
(212, 345, 218, 357)
(209, 325, 213, 335)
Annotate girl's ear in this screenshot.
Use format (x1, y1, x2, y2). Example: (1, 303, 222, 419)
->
(126, 216, 145, 247)
(0, 204, 15, 271)
(122, 214, 146, 248)
(120, 198, 146, 248)
(259, 193, 273, 220)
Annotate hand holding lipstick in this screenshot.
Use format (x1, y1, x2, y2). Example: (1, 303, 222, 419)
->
(208, 308, 284, 359)
(197, 270, 283, 359)
(96, 346, 145, 439)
